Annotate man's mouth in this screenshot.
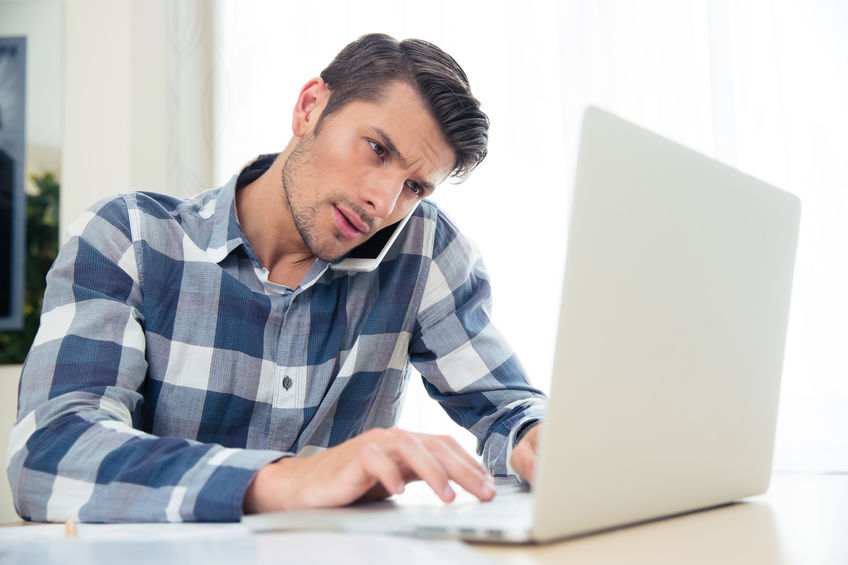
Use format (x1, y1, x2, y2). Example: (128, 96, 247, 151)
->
(333, 205, 369, 240)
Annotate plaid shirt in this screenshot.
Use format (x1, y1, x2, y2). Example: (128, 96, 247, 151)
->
(7, 155, 546, 523)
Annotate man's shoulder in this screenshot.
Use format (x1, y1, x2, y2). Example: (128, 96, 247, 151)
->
(132, 185, 228, 221)
(69, 185, 232, 255)
(79, 186, 223, 223)
(413, 199, 472, 261)
(413, 199, 466, 238)
(384, 199, 465, 262)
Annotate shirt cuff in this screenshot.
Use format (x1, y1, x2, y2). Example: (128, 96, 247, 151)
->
(193, 448, 289, 522)
(514, 419, 542, 445)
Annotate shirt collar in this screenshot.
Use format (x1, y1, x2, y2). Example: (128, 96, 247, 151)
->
(200, 155, 271, 264)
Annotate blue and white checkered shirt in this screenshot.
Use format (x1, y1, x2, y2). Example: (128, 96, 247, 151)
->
(7, 155, 546, 523)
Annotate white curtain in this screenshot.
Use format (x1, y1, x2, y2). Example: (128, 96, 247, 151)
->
(211, 0, 848, 471)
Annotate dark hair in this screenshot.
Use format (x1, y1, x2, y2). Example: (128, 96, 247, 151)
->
(317, 33, 489, 181)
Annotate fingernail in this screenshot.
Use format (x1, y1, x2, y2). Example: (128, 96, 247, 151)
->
(396, 482, 405, 494)
(481, 480, 495, 497)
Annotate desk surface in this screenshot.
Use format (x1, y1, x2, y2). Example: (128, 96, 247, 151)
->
(476, 473, 848, 564)
(1, 474, 845, 565)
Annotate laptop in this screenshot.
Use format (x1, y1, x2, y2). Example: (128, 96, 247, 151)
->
(243, 106, 802, 544)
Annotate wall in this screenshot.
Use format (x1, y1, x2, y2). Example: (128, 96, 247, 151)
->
(60, 0, 213, 240)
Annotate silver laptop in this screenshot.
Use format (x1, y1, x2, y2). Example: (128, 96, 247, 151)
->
(243, 107, 801, 544)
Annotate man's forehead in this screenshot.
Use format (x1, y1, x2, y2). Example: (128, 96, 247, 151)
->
(329, 81, 454, 155)
(339, 87, 455, 183)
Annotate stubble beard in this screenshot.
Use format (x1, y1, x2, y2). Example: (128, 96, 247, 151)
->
(280, 134, 347, 263)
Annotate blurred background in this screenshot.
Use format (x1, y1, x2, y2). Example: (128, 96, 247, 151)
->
(1, 1, 845, 523)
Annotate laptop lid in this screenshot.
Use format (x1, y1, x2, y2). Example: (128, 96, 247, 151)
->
(529, 106, 800, 541)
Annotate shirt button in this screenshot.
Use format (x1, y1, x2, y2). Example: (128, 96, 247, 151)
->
(282, 376, 293, 390)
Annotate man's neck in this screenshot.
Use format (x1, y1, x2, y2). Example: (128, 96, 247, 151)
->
(235, 153, 316, 289)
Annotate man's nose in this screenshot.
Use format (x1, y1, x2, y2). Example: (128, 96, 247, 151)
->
(360, 173, 404, 219)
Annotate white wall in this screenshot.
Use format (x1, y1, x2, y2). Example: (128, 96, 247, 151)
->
(60, 0, 213, 240)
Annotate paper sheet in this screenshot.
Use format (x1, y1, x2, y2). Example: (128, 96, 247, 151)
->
(0, 523, 496, 565)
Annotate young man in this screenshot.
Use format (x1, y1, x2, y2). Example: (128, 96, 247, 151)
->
(7, 34, 546, 522)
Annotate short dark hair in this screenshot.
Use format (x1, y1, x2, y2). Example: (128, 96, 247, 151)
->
(317, 33, 489, 181)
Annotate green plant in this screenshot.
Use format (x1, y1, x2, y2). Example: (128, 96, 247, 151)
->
(0, 171, 59, 364)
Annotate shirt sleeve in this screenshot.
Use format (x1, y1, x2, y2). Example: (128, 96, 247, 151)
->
(5, 195, 285, 523)
(409, 209, 547, 478)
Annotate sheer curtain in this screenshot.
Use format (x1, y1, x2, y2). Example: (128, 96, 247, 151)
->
(211, 0, 847, 470)
(553, 0, 848, 473)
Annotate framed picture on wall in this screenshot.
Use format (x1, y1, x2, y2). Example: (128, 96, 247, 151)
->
(0, 36, 26, 331)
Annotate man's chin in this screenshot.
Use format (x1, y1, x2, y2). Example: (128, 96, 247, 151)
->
(308, 242, 354, 264)
(302, 229, 366, 263)
(319, 252, 347, 263)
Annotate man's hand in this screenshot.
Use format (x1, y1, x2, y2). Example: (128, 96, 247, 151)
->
(510, 424, 542, 484)
(243, 428, 496, 514)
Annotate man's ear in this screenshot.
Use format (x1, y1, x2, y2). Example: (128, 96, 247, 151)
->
(292, 78, 329, 137)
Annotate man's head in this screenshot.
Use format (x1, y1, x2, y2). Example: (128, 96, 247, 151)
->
(273, 34, 488, 265)
(316, 33, 489, 181)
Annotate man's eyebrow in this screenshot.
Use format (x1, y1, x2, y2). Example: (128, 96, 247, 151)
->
(369, 126, 437, 194)
(370, 126, 409, 168)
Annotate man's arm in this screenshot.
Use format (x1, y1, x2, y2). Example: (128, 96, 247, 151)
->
(409, 207, 547, 479)
(6, 196, 283, 522)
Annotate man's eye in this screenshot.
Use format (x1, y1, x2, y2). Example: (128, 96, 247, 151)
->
(405, 180, 423, 196)
(369, 140, 386, 159)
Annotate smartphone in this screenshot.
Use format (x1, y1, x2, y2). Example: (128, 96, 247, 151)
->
(330, 203, 419, 272)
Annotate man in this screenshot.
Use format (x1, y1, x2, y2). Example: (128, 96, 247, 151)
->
(7, 33, 546, 522)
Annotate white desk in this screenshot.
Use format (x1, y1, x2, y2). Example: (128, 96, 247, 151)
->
(1, 474, 845, 565)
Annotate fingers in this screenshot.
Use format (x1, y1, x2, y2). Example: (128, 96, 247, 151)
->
(510, 425, 541, 484)
(413, 433, 496, 502)
(511, 446, 535, 484)
(354, 428, 452, 502)
(360, 428, 495, 503)
(357, 442, 406, 496)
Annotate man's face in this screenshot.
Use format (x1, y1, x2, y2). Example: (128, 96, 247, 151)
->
(281, 81, 455, 262)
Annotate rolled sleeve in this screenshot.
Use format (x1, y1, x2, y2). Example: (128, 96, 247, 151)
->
(410, 209, 547, 477)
